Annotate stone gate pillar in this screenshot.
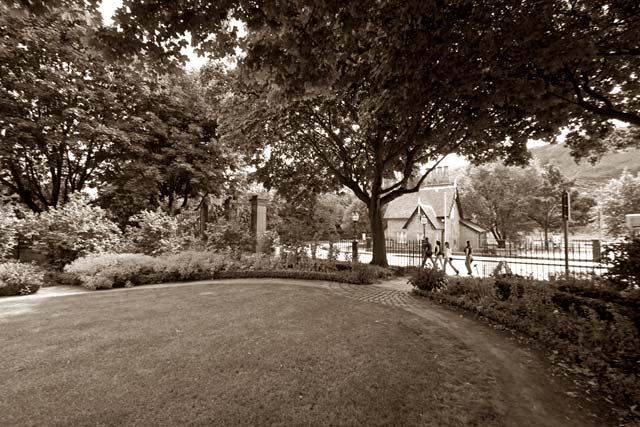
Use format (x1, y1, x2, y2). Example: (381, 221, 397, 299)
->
(199, 198, 209, 235)
(250, 195, 268, 252)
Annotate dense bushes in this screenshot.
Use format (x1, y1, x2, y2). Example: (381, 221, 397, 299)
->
(412, 274, 640, 409)
(64, 251, 390, 290)
(0, 262, 44, 296)
(64, 252, 229, 290)
(602, 238, 640, 291)
(0, 206, 18, 260)
(17, 194, 124, 269)
(407, 267, 448, 291)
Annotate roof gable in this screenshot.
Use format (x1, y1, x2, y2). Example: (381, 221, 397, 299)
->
(402, 205, 443, 230)
(383, 186, 459, 220)
(418, 186, 457, 217)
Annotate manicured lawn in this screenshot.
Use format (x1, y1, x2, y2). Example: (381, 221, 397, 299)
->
(0, 281, 502, 426)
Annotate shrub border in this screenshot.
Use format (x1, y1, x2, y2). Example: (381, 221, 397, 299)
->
(412, 285, 639, 424)
(214, 269, 375, 284)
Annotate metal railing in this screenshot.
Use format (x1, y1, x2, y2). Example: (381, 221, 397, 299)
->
(313, 239, 609, 280)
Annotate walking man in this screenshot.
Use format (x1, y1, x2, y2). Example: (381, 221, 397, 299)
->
(421, 237, 434, 268)
(434, 240, 443, 269)
(443, 242, 459, 275)
(464, 241, 473, 276)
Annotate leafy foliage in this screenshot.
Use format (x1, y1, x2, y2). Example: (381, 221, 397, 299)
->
(524, 163, 595, 239)
(64, 252, 157, 290)
(0, 262, 44, 296)
(602, 238, 640, 291)
(459, 165, 536, 244)
(599, 170, 640, 236)
(125, 209, 199, 255)
(19, 193, 123, 268)
(460, 163, 594, 244)
(408, 267, 448, 292)
(97, 71, 235, 219)
(0, 3, 236, 221)
(0, 3, 143, 212)
(269, 191, 355, 246)
(0, 205, 18, 260)
(66, 250, 391, 290)
(414, 275, 640, 410)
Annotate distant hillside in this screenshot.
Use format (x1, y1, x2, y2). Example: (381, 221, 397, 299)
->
(529, 144, 640, 188)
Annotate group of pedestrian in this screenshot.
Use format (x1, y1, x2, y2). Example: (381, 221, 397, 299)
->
(421, 237, 474, 276)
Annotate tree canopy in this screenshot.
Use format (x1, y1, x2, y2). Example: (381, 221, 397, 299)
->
(599, 170, 640, 236)
(0, 3, 139, 212)
(109, 0, 639, 265)
(0, 1, 235, 219)
(524, 163, 595, 242)
(459, 163, 595, 245)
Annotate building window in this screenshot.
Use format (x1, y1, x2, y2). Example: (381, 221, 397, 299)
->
(396, 231, 407, 244)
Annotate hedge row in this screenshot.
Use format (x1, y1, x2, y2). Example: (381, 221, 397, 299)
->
(62, 251, 390, 290)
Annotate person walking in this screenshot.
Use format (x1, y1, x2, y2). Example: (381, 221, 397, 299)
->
(421, 237, 434, 268)
(434, 240, 443, 269)
(443, 242, 459, 275)
(464, 241, 473, 276)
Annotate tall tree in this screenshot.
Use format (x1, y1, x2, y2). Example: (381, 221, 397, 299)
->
(599, 170, 640, 236)
(459, 165, 536, 246)
(0, 2, 235, 218)
(0, 2, 142, 212)
(112, 0, 640, 264)
(97, 70, 233, 220)
(524, 163, 595, 246)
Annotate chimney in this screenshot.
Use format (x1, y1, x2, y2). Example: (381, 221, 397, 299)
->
(441, 166, 449, 184)
(432, 166, 450, 184)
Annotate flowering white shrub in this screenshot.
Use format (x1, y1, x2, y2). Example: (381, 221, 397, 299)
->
(64, 252, 157, 290)
(65, 251, 229, 289)
(19, 193, 124, 268)
(125, 209, 203, 255)
(0, 206, 18, 260)
(0, 262, 44, 296)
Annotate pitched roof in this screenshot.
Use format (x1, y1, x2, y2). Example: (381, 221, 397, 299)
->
(460, 218, 487, 233)
(401, 205, 443, 229)
(383, 186, 458, 219)
(416, 205, 443, 229)
(419, 186, 458, 217)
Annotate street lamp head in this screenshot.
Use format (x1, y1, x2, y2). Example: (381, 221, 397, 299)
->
(351, 211, 360, 222)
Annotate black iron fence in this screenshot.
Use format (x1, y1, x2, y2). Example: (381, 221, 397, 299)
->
(476, 239, 602, 262)
(314, 239, 609, 280)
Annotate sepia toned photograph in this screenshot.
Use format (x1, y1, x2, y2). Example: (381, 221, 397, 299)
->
(1, 1, 638, 426)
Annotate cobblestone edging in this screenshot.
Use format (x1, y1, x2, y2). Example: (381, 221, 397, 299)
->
(328, 281, 420, 308)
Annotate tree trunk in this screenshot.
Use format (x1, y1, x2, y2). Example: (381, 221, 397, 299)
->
(368, 199, 388, 267)
(543, 228, 549, 251)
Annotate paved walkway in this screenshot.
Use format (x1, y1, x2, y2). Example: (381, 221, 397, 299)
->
(328, 278, 419, 308)
(336, 279, 611, 427)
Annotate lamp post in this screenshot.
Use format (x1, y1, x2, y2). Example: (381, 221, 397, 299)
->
(420, 214, 428, 238)
(351, 211, 359, 262)
(562, 190, 570, 275)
